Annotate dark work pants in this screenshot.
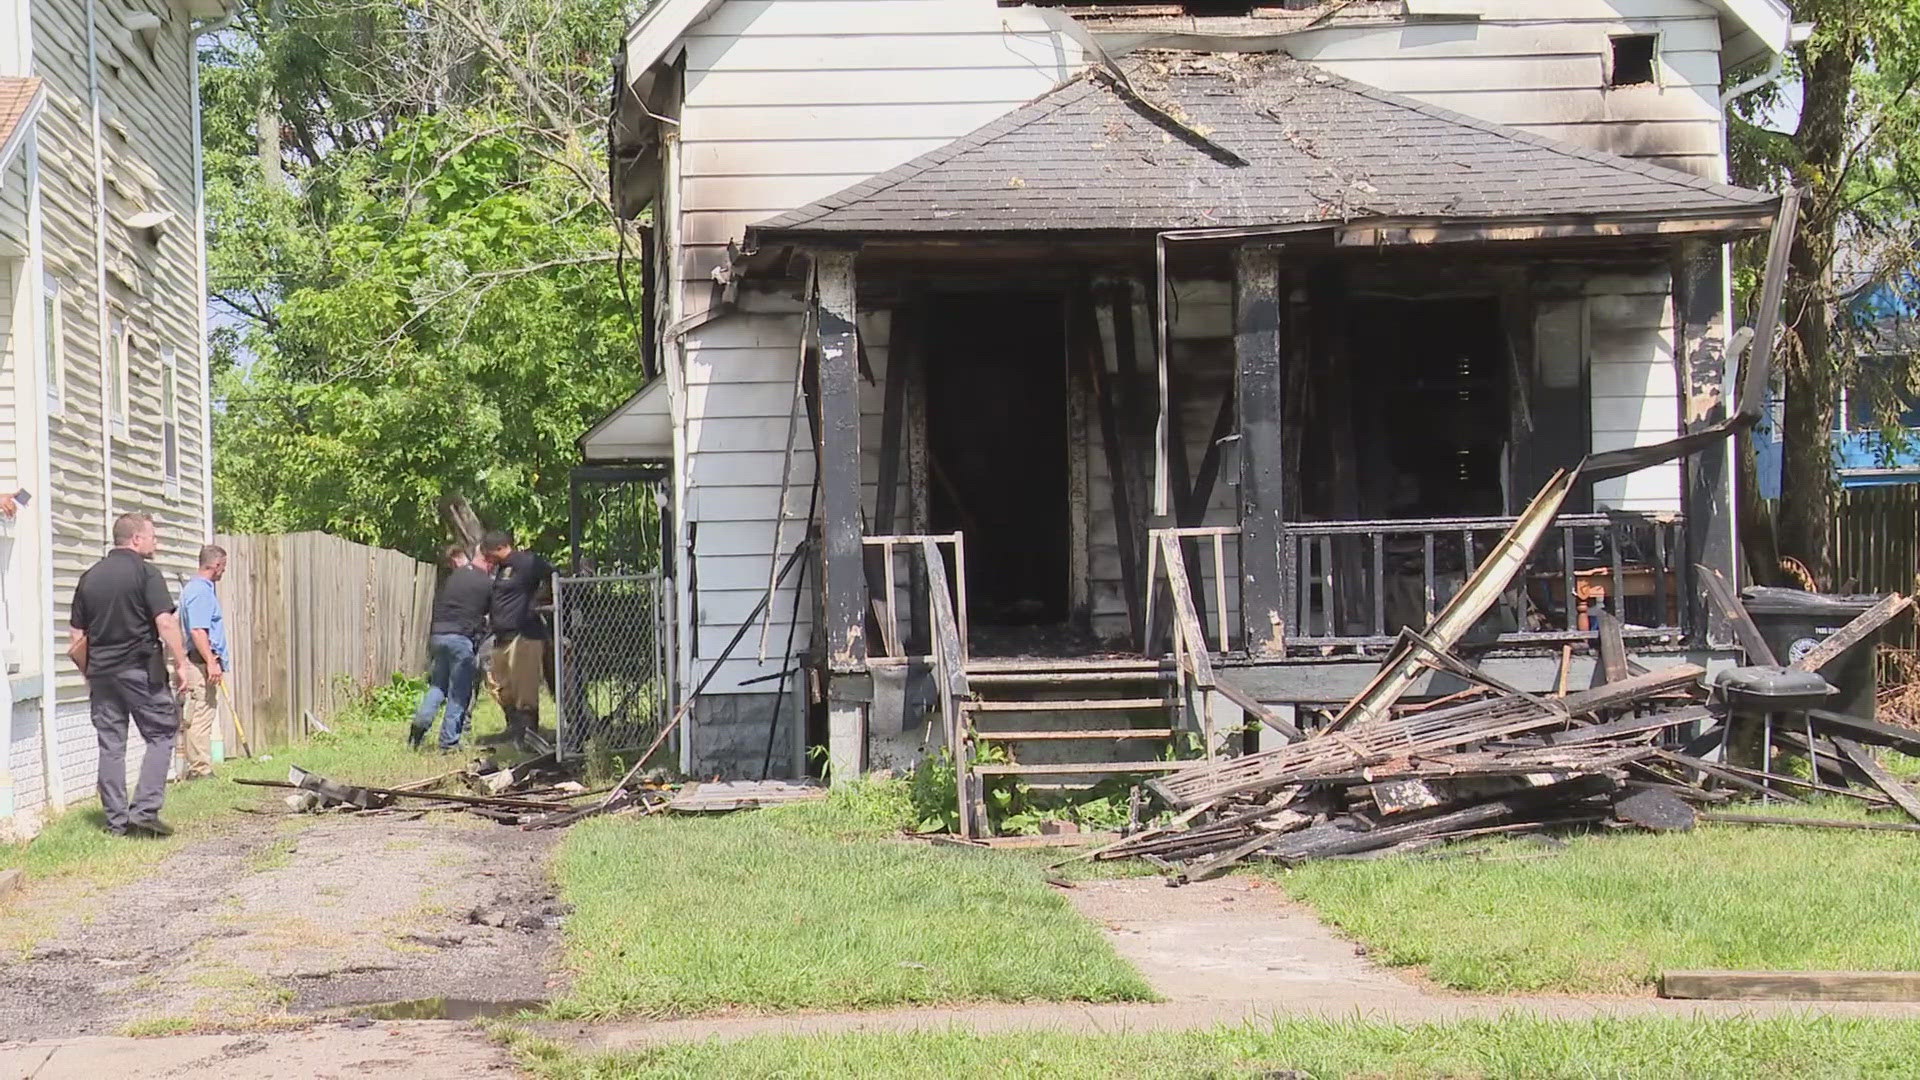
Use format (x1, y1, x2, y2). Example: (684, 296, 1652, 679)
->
(89, 666, 180, 831)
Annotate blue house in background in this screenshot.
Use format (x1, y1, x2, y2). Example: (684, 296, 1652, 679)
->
(1754, 273, 1920, 495)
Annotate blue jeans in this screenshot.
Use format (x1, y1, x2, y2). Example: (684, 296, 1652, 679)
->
(414, 634, 478, 748)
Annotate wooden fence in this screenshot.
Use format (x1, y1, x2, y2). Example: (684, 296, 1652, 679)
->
(215, 532, 437, 749)
(1831, 487, 1920, 664)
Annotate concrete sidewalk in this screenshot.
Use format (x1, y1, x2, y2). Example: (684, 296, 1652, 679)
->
(0, 1021, 517, 1079)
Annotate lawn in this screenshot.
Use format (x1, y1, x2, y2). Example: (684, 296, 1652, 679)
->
(501, 1014, 1920, 1080)
(1274, 798, 1920, 995)
(0, 676, 530, 906)
(548, 782, 1156, 1018)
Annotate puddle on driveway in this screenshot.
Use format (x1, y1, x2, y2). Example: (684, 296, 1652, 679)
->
(337, 998, 546, 1021)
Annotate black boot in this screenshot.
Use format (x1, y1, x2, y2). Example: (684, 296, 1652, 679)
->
(408, 724, 427, 750)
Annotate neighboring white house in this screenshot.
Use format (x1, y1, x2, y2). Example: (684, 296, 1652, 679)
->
(586, 0, 1798, 782)
(0, 0, 225, 838)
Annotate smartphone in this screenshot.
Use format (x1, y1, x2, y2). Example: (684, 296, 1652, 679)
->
(10, 489, 26, 506)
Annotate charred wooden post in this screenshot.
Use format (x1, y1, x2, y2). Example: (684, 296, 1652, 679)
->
(813, 249, 868, 669)
(1673, 240, 1735, 644)
(1235, 245, 1287, 658)
(813, 249, 868, 782)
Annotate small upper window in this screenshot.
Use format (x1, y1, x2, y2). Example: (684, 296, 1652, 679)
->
(1609, 34, 1658, 88)
(161, 346, 180, 487)
(42, 274, 65, 413)
(108, 316, 130, 435)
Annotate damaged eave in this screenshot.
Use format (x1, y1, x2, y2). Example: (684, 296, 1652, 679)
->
(1336, 206, 1782, 248)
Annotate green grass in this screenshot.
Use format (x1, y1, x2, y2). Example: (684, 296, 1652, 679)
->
(549, 781, 1156, 1019)
(1273, 798, 1920, 995)
(498, 1014, 1920, 1079)
(0, 676, 532, 920)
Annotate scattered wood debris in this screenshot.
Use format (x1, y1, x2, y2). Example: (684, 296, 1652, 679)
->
(1059, 582, 1920, 884)
(236, 753, 678, 829)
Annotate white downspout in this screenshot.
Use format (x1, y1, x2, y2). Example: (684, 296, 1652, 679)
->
(85, 0, 114, 535)
(192, 13, 234, 543)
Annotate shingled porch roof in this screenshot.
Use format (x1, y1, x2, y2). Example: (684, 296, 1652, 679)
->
(748, 52, 1777, 244)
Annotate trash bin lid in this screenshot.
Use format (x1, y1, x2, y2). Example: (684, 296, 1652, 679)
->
(1710, 665, 1836, 710)
(1739, 587, 1884, 618)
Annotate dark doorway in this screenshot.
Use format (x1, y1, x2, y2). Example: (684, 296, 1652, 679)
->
(1345, 297, 1511, 518)
(924, 293, 1070, 628)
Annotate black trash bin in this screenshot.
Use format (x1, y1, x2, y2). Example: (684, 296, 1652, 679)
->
(1740, 587, 1884, 718)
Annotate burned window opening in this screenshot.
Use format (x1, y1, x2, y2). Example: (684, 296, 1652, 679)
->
(924, 292, 1072, 636)
(1609, 34, 1658, 88)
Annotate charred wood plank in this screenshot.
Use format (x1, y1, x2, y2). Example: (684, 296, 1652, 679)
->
(1651, 750, 1804, 804)
(1791, 594, 1913, 675)
(1696, 564, 1776, 665)
(1809, 709, 1920, 757)
(1700, 812, 1920, 835)
(1544, 705, 1715, 746)
(1595, 609, 1630, 684)
(1833, 738, 1920, 823)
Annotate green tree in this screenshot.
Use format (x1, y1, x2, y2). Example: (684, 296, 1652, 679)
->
(203, 0, 646, 560)
(1730, 2, 1920, 586)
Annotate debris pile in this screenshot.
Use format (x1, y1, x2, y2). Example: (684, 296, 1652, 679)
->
(1075, 585, 1920, 884)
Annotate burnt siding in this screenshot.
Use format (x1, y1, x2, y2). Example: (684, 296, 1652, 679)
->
(1286, 0, 1730, 179)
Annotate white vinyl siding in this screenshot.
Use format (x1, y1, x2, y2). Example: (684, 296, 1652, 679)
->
(669, 0, 1090, 694)
(1281, 0, 1729, 179)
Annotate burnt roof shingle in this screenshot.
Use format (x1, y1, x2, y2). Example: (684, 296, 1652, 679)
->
(751, 52, 1774, 239)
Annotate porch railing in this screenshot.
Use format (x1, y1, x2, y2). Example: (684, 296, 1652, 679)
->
(861, 532, 969, 663)
(1146, 526, 1231, 760)
(1282, 512, 1689, 651)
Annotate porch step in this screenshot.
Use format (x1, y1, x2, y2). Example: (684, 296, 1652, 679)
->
(964, 657, 1164, 675)
(973, 761, 1189, 776)
(974, 728, 1175, 742)
(966, 697, 1167, 713)
(966, 670, 1169, 687)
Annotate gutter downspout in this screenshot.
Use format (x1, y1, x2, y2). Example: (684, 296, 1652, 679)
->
(192, 12, 234, 548)
(190, 11, 234, 766)
(85, 1, 114, 545)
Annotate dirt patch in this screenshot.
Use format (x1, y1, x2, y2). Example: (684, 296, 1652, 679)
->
(0, 812, 566, 1038)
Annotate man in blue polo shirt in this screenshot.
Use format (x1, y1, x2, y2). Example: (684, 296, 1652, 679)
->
(177, 544, 229, 779)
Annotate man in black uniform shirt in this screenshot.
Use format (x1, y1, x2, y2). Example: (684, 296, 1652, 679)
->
(68, 513, 194, 837)
(481, 530, 554, 747)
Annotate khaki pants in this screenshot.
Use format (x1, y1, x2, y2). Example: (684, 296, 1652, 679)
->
(177, 664, 219, 779)
(489, 636, 546, 713)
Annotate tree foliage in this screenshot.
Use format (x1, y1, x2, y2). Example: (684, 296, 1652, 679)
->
(204, 0, 645, 560)
(1729, 1, 1920, 584)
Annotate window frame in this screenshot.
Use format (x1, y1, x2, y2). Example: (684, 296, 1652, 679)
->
(1606, 33, 1661, 89)
(161, 344, 180, 494)
(41, 272, 66, 414)
(107, 314, 130, 437)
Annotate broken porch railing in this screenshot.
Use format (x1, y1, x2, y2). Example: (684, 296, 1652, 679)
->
(1283, 512, 1689, 651)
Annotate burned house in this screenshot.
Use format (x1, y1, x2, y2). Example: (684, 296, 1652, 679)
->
(583, 0, 1797, 789)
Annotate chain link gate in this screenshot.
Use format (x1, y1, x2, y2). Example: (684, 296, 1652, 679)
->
(556, 464, 671, 761)
(554, 572, 666, 760)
